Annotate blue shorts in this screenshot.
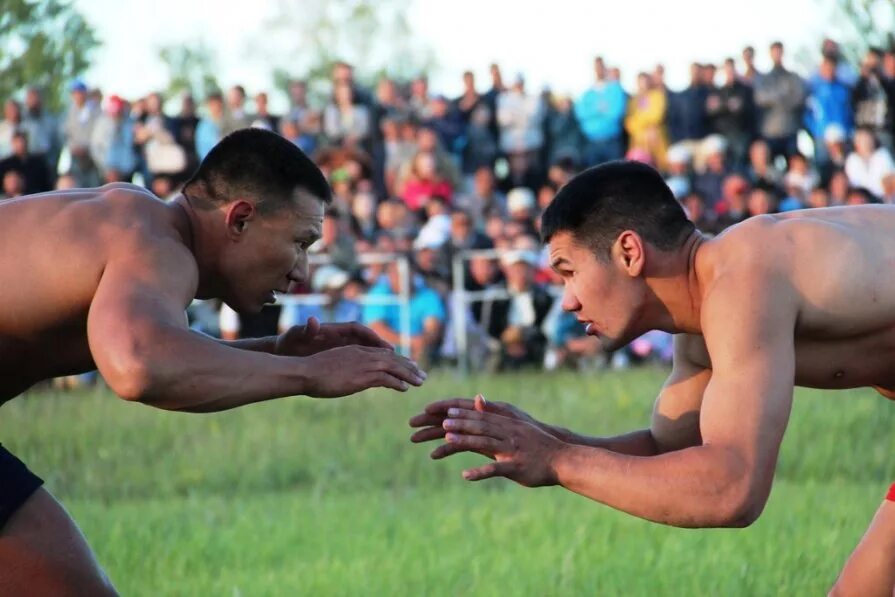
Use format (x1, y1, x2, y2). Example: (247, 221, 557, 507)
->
(0, 443, 43, 529)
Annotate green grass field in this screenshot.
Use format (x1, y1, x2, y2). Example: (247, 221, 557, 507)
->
(2, 368, 894, 596)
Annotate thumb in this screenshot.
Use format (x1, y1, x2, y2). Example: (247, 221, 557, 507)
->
(305, 316, 321, 338)
(474, 394, 488, 412)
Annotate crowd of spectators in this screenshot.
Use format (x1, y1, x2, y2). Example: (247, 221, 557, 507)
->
(4, 38, 895, 375)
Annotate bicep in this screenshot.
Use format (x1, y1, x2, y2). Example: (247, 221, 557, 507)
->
(651, 335, 712, 453)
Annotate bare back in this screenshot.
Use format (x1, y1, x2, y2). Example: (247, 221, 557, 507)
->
(0, 185, 193, 400)
(688, 205, 895, 394)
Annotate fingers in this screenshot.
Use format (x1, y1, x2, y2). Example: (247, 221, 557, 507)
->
(410, 426, 446, 443)
(423, 398, 476, 415)
(474, 393, 487, 412)
(376, 353, 427, 386)
(366, 371, 410, 392)
(349, 322, 394, 350)
(408, 413, 444, 428)
(442, 417, 501, 438)
(463, 461, 514, 481)
(429, 441, 496, 460)
(441, 433, 503, 456)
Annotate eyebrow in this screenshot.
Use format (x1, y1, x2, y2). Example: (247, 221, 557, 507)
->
(550, 257, 571, 270)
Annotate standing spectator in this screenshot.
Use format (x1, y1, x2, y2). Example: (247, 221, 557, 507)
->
(20, 87, 60, 170)
(575, 56, 626, 166)
(135, 92, 185, 184)
(497, 74, 546, 181)
(331, 61, 373, 107)
(482, 63, 506, 141)
(324, 82, 371, 149)
(845, 126, 895, 199)
(409, 75, 433, 122)
(426, 95, 465, 156)
(545, 94, 584, 168)
(706, 58, 756, 169)
(61, 80, 100, 187)
(625, 72, 668, 170)
(852, 48, 894, 151)
(250, 92, 280, 131)
(0, 100, 23, 159)
(454, 70, 484, 124)
(0, 130, 52, 194)
(805, 56, 854, 165)
(172, 93, 200, 171)
(741, 46, 762, 85)
(667, 63, 708, 152)
(754, 41, 806, 163)
(89, 94, 136, 183)
(195, 91, 225, 160)
(462, 103, 499, 181)
(224, 85, 251, 133)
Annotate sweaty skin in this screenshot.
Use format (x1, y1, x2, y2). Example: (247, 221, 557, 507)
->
(412, 205, 895, 595)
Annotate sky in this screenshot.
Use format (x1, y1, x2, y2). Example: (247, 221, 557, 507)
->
(77, 0, 835, 108)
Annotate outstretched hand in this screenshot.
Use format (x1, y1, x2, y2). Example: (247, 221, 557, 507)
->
(302, 345, 427, 398)
(410, 395, 564, 486)
(276, 317, 393, 357)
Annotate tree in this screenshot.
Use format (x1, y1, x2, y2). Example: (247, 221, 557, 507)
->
(0, 0, 100, 111)
(829, 0, 895, 62)
(157, 40, 221, 100)
(258, 0, 436, 103)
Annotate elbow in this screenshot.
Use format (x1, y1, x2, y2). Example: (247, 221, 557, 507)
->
(102, 355, 157, 403)
(713, 483, 767, 528)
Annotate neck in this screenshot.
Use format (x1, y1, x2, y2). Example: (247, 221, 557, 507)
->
(642, 231, 706, 334)
(170, 193, 219, 299)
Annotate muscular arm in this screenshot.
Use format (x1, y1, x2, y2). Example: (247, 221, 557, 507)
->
(548, 334, 710, 457)
(551, 270, 797, 528)
(88, 238, 420, 412)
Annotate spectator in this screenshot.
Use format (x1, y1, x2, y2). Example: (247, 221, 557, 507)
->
(497, 73, 546, 182)
(426, 95, 464, 155)
(0, 100, 23, 159)
(714, 174, 752, 228)
(362, 258, 446, 364)
(172, 93, 200, 170)
(667, 63, 708, 151)
(806, 56, 854, 165)
(852, 48, 894, 151)
(61, 80, 100, 187)
(828, 168, 850, 205)
(455, 165, 507, 228)
(224, 84, 251, 133)
(89, 94, 136, 183)
(817, 123, 850, 186)
(746, 138, 783, 192)
(845, 126, 895, 199)
(707, 58, 756, 168)
(195, 91, 225, 160)
(349, 189, 379, 246)
(462, 103, 499, 179)
(754, 41, 806, 162)
(747, 186, 776, 216)
(693, 135, 731, 207)
(575, 56, 627, 166)
(807, 185, 831, 209)
(278, 265, 362, 332)
(1, 169, 25, 200)
(492, 250, 553, 370)
(324, 82, 371, 149)
(453, 70, 484, 124)
(545, 94, 584, 168)
(398, 150, 453, 212)
(681, 191, 716, 233)
(331, 61, 373, 107)
(0, 130, 52, 194)
(449, 208, 492, 252)
(664, 144, 693, 199)
(409, 75, 433, 122)
(506, 187, 538, 236)
(741, 45, 761, 85)
(20, 87, 60, 169)
(311, 207, 358, 273)
(250, 92, 280, 131)
(625, 72, 668, 170)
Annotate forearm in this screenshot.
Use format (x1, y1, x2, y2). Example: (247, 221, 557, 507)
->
(217, 335, 278, 354)
(102, 327, 310, 412)
(546, 426, 657, 456)
(550, 443, 753, 528)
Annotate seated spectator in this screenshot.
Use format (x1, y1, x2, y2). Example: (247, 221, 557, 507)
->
(349, 189, 379, 246)
(278, 265, 362, 333)
(845, 127, 895, 199)
(807, 186, 831, 208)
(506, 187, 538, 236)
(746, 138, 783, 193)
(449, 208, 492, 252)
(680, 191, 717, 234)
(425, 95, 464, 155)
(693, 135, 731, 208)
(362, 259, 446, 365)
(398, 151, 453, 212)
(0, 130, 51, 194)
(1, 169, 25, 200)
(828, 169, 850, 205)
(846, 186, 876, 205)
(310, 207, 358, 273)
(664, 144, 694, 199)
(818, 123, 850, 186)
(714, 174, 752, 229)
(747, 187, 777, 216)
(492, 250, 554, 370)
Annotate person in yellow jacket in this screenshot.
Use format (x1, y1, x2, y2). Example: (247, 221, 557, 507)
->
(625, 72, 668, 170)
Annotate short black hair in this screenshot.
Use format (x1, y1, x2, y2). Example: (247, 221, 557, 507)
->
(183, 128, 331, 213)
(541, 160, 695, 260)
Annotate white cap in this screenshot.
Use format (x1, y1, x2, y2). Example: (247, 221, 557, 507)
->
(667, 143, 692, 164)
(312, 265, 350, 292)
(500, 249, 538, 268)
(507, 187, 536, 213)
(700, 134, 727, 155)
(824, 123, 847, 144)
